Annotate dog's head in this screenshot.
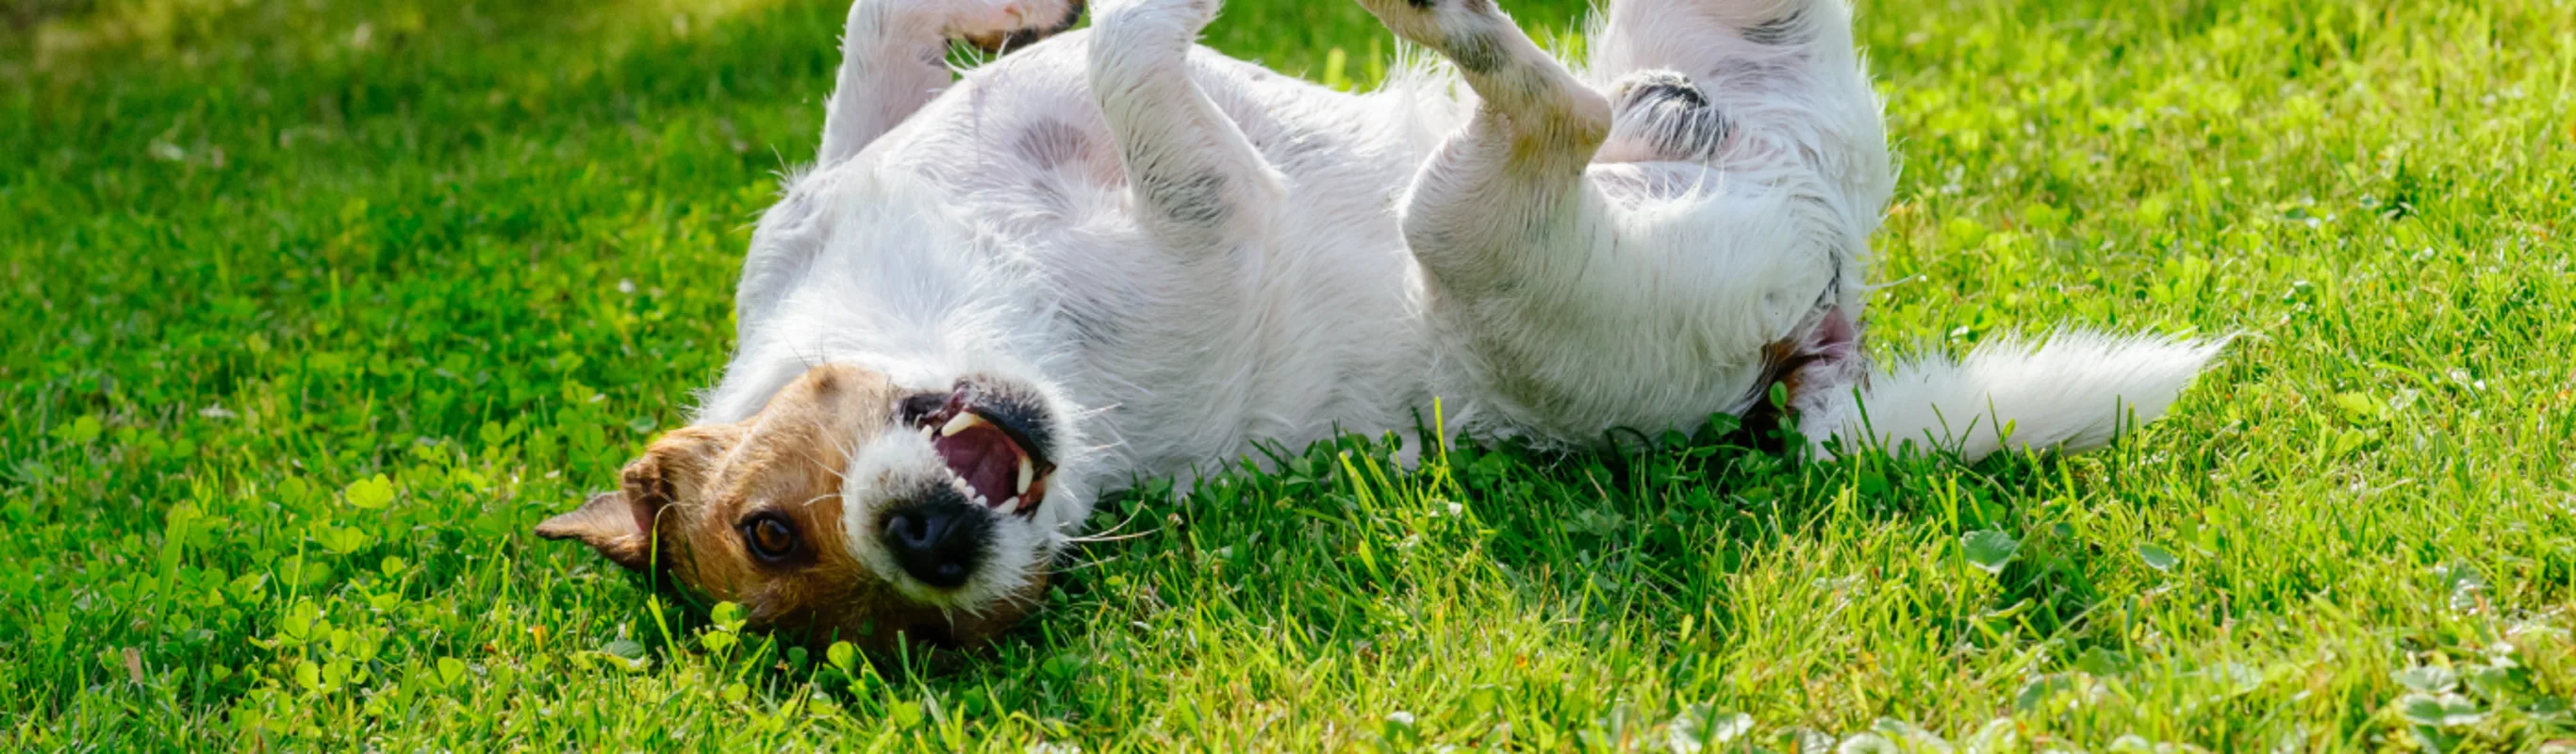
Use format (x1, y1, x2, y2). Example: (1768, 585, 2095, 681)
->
(536, 363, 1072, 648)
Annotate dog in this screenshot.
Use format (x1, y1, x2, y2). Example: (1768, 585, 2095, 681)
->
(537, 0, 2220, 648)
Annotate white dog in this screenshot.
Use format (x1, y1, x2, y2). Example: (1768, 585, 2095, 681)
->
(537, 0, 2219, 647)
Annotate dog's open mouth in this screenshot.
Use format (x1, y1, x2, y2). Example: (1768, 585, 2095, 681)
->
(909, 385, 1054, 516)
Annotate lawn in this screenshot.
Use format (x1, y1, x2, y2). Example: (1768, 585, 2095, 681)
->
(6, 0, 2573, 749)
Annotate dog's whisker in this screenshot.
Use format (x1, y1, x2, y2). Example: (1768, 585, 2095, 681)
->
(1069, 500, 1154, 541)
(1062, 530, 1155, 544)
(988, 585, 1043, 616)
(1049, 554, 1124, 574)
(795, 443, 848, 484)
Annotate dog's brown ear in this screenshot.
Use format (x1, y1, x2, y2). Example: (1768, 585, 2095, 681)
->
(537, 423, 747, 571)
(536, 490, 657, 571)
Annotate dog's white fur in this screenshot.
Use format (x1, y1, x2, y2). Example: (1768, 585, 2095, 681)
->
(691, 0, 2220, 611)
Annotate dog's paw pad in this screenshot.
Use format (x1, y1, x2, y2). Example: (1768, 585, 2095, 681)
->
(1354, 0, 1505, 53)
(949, 0, 1084, 51)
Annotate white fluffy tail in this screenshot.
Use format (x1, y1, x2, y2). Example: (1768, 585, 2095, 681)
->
(1803, 332, 2224, 462)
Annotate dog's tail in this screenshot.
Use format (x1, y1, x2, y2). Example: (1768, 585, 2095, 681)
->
(1800, 332, 2225, 462)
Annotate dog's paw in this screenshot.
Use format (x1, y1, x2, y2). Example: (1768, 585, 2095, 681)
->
(945, 0, 1085, 53)
(1598, 69, 1730, 162)
(1352, 0, 1513, 70)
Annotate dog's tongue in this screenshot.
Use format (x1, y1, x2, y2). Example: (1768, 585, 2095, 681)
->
(934, 416, 1026, 508)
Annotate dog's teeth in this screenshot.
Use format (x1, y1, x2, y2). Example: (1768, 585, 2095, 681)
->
(939, 412, 983, 437)
(1016, 455, 1034, 494)
(1001, 495, 1020, 510)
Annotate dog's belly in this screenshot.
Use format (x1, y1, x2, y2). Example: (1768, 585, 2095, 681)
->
(858, 34, 1464, 478)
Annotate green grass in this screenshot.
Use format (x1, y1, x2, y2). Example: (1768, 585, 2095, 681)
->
(7, 0, 2574, 749)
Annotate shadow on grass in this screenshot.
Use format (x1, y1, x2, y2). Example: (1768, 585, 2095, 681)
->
(714, 415, 2122, 686)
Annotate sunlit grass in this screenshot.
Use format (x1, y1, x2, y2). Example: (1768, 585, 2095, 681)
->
(5, 0, 2573, 749)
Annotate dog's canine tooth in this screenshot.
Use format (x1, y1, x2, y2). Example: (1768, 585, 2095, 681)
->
(1016, 455, 1034, 494)
(1001, 495, 1021, 510)
(940, 412, 982, 437)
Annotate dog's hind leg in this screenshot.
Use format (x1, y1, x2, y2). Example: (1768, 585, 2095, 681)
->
(1586, 0, 1888, 238)
(1353, 0, 1873, 438)
(1591, 0, 1861, 83)
(1583, 0, 1888, 422)
(817, 0, 1084, 163)
(1087, 0, 1285, 253)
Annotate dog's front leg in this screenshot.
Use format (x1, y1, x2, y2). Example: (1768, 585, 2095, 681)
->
(1352, 0, 1618, 296)
(1088, 0, 1285, 254)
(818, 0, 1083, 163)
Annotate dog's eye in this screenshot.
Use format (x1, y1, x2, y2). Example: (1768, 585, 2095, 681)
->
(739, 512, 800, 562)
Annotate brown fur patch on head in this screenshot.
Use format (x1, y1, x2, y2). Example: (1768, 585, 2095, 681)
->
(537, 364, 1049, 650)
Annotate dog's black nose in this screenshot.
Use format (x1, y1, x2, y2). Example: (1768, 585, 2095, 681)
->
(880, 497, 990, 589)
